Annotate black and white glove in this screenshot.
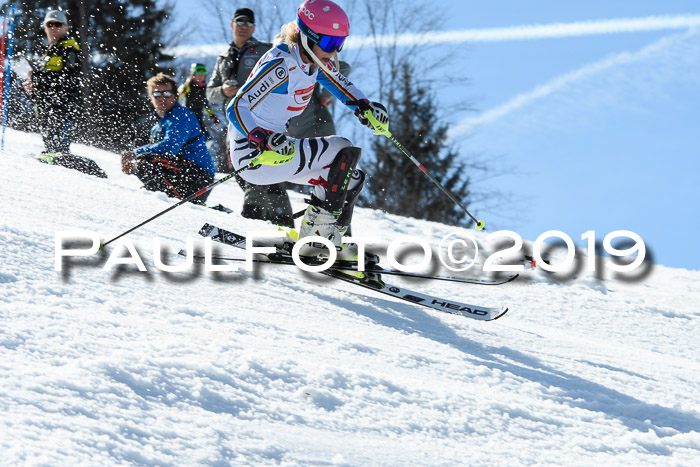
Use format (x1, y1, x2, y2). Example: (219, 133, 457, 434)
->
(247, 126, 294, 155)
(354, 99, 389, 129)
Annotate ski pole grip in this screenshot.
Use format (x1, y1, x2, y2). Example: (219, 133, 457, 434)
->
(364, 110, 390, 136)
(250, 146, 295, 166)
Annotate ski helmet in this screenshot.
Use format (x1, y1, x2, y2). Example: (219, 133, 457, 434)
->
(190, 63, 207, 74)
(297, 0, 349, 54)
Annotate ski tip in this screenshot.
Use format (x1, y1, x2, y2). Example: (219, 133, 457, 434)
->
(492, 307, 509, 320)
(198, 223, 215, 237)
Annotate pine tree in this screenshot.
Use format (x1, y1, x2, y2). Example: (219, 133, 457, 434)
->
(1, 0, 172, 150)
(360, 62, 472, 226)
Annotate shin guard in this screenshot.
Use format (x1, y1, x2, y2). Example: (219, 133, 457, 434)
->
(323, 146, 362, 213)
(336, 169, 365, 233)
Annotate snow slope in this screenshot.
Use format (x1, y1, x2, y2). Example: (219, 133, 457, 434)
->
(1, 128, 699, 466)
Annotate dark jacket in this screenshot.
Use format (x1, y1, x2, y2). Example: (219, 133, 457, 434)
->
(286, 60, 352, 138)
(31, 35, 82, 107)
(206, 38, 271, 114)
(178, 79, 215, 128)
(135, 103, 215, 177)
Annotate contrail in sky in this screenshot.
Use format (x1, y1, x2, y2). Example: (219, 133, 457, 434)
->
(347, 14, 700, 47)
(446, 29, 697, 139)
(168, 14, 700, 57)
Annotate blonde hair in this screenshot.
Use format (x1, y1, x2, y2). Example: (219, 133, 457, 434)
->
(278, 21, 301, 47)
(147, 73, 177, 93)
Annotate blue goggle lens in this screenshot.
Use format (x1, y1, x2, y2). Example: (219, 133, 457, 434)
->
(318, 35, 346, 53)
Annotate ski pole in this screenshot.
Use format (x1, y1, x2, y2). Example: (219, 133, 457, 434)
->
(361, 106, 485, 230)
(314, 66, 485, 228)
(101, 148, 293, 248)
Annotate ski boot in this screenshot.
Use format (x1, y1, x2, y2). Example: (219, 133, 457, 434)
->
(297, 203, 358, 262)
(332, 168, 382, 281)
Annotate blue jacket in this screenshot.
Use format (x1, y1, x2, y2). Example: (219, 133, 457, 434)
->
(135, 103, 215, 177)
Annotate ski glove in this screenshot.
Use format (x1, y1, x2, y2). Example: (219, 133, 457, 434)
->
(247, 126, 295, 155)
(355, 99, 389, 130)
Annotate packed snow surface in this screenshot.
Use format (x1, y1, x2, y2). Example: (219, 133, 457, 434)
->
(1, 129, 699, 465)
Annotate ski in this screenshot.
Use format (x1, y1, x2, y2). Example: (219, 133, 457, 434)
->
(198, 223, 509, 321)
(36, 152, 107, 178)
(180, 250, 518, 286)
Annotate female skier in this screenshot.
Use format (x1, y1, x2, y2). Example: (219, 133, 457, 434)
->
(227, 0, 388, 264)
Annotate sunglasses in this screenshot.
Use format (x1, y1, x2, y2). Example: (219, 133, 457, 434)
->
(234, 20, 254, 27)
(151, 90, 175, 98)
(45, 22, 64, 28)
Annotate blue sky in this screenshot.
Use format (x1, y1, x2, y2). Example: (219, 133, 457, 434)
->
(166, 1, 700, 270)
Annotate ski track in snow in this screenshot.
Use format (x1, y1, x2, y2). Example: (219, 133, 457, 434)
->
(0, 128, 699, 465)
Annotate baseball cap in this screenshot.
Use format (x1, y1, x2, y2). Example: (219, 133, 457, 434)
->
(44, 10, 68, 25)
(232, 8, 255, 23)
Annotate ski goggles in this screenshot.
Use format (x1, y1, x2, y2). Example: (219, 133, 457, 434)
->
(193, 65, 207, 74)
(151, 90, 175, 98)
(297, 18, 347, 53)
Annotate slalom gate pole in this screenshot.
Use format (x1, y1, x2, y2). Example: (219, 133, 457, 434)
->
(361, 105, 486, 230)
(0, 19, 7, 121)
(101, 148, 293, 249)
(1, 4, 15, 151)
